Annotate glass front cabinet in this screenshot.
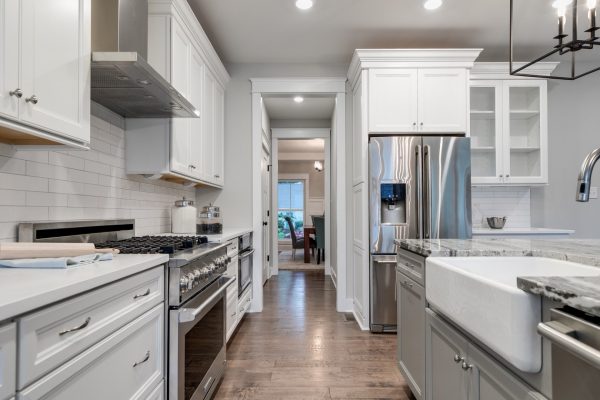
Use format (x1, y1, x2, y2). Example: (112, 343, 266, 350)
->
(469, 78, 548, 185)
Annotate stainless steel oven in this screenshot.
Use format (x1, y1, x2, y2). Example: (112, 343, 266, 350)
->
(169, 275, 234, 400)
(238, 233, 253, 296)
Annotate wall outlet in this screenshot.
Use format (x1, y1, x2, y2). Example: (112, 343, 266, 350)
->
(590, 187, 599, 199)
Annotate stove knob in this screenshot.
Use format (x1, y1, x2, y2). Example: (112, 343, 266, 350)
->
(193, 269, 202, 283)
(186, 272, 196, 289)
(179, 276, 190, 293)
(208, 263, 216, 272)
(226, 256, 232, 264)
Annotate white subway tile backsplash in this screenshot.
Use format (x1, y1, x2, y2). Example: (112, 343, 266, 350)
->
(472, 187, 531, 228)
(0, 115, 195, 240)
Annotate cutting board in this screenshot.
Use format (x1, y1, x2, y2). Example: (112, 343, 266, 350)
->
(0, 243, 118, 260)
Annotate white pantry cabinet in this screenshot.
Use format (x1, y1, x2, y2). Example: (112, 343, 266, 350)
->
(470, 62, 557, 186)
(0, 0, 90, 148)
(368, 68, 468, 133)
(126, 0, 229, 188)
(0, 323, 16, 400)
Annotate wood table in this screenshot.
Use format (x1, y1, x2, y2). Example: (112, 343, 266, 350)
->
(303, 226, 315, 263)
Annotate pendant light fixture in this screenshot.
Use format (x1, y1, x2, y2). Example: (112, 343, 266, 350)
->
(510, 0, 600, 79)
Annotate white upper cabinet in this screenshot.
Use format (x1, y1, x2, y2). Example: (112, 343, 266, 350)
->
(368, 69, 418, 132)
(0, 0, 90, 148)
(469, 63, 555, 186)
(367, 64, 471, 134)
(0, 0, 19, 122)
(127, 0, 229, 187)
(418, 69, 467, 133)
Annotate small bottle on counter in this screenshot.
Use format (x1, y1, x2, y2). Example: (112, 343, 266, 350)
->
(197, 204, 223, 234)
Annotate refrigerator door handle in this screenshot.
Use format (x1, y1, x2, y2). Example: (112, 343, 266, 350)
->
(416, 145, 423, 240)
(423, 145, 431, 239)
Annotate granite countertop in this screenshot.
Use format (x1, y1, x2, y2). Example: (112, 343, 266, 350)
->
(396, 238, 600, 317)
(396, 238, 600, 267)
(204, 228, 252, 243)
(517, 275, 600, 317)
(0, 254, 168, 323)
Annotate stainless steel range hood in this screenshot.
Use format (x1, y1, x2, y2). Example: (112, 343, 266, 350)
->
(91, 0, 199, 118)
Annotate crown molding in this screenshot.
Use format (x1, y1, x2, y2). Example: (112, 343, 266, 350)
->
(149, 0, 230, 87)
(348, 48, 483, 86)
(471, 62, 560, 80)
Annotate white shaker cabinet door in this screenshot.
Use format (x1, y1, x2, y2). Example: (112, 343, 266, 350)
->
(368, 68, 418, 133)
(418, 69, 467, 133)
(0, 323, 16, 400)
(19, 0, 90, 144)
(0, 0, 19, 122)
(187, 48, 205, 180)
(212, 82, 225, 186)
(202, 70, 216, 184)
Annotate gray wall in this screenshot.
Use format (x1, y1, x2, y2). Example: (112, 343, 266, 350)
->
(278, 160, 325, 198)
(531, 71, 600, 238)
(195, 63, 347, 229)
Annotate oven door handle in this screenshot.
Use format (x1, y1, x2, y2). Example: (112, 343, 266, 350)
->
(178, 277, 235, 323)
(239, 249, 255, 259)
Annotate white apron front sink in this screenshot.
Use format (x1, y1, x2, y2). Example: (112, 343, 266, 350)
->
(426, 257, 600, 372)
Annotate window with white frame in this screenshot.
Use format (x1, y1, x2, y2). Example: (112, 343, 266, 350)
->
(277, 180, 305, 241)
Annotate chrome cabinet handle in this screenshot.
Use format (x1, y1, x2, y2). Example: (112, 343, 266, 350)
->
(215, 174, 220, 178)
(133, 288, 150, 300)
(461, 361, 473, 371)
(25, 95, 38, 104)
(133, 350, 150, 367)
(9, 89, 22, 98)
(453, 354, 464, 364)
(189, 165, 197, 169)
(59, 317, 91, 336)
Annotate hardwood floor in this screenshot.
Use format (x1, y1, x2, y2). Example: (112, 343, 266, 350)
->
(214, 270, 412, 400)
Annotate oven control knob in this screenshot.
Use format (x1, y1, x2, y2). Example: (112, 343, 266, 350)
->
(186, 272, 196, 288)
(193, 269, 202, 283)
(208, 263, 216, 272)
(179, 276, 189, 293)
(200, 267, 210, 277)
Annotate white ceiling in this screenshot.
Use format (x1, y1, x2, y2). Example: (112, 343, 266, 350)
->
(278, 139, 325, 154)
(263, 96, 335, 120)
(185, 0, 551, 65)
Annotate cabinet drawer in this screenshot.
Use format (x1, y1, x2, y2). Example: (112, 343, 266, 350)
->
(397, 249, 425, 286)
(18, 267, 164, 389)
(238, 287, 252, 321)
(18, 305, 164, 400)
(0, 323, 16, 400)
(226, 294, 238, 341)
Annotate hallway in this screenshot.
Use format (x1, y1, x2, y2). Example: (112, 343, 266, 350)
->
(214, 270, 411, 400)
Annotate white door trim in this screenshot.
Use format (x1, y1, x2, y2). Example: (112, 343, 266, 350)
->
(250, 78, 349, 313)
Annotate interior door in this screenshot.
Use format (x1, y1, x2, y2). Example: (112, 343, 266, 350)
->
(0, 0, 19, 121)
(19, 0, 90, 143)
(261, 144, 271, 284)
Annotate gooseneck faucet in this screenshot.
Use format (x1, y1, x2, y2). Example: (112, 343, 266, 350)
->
(576, 148, 600, 202)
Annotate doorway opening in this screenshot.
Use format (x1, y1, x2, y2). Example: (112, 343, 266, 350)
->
(250, 78, 349, 314)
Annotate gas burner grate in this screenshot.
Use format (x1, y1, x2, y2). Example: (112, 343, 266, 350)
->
(95, 235, 208, 255)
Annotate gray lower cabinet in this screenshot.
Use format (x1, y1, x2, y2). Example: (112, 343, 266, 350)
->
(426, 309, 547, 400)
(397, 270, 426, 400)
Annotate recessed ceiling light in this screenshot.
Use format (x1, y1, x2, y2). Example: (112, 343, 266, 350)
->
(424, 0, 442, 10)
(295, 0, 313, 10)
(294, 96, 304, 103)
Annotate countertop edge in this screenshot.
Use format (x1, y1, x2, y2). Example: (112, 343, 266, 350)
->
(0, 254, 169, 323)
(205, 228, 253, 243)
(517, 276, 600, 317)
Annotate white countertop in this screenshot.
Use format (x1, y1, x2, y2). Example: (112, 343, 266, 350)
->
(204, 228, 253, 243)
(0, 254, 168, 323)
(473, 227, 575, 236)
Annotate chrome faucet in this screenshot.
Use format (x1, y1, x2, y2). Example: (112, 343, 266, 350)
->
(576, 148, 600, 202)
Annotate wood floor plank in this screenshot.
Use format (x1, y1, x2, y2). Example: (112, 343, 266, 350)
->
(213, 270, 411, 400)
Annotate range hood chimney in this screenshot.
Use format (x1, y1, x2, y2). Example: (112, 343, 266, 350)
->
(90, 0, 199, 118)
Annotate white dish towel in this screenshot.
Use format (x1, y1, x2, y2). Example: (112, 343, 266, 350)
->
(0, 253, 114, 269)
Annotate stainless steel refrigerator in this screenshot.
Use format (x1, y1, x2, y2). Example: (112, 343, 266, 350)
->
(369, 135, 472, 332)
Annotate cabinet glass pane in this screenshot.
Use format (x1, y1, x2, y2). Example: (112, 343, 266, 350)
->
(508, 86, 541, 178)
(470, 87, 497, 178)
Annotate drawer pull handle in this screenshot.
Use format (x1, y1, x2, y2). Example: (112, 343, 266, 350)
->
(461, 361, 473, 371)
(403, 280, 414, 288)
(59, 317, 91, 336)
(133, 350, 150, 368)
(133, 288, 151, 300)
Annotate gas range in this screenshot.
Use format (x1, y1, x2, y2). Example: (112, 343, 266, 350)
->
(18, 220, 231, 306)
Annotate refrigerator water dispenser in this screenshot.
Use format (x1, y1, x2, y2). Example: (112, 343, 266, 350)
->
(380, 183, 406, 225)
